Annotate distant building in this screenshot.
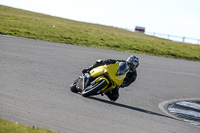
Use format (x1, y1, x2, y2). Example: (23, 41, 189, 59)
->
(135, 26, 145, 33)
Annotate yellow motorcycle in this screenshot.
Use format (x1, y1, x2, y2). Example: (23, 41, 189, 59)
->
(70, 61, 129, 97)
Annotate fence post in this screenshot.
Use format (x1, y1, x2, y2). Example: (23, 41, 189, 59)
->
(182, 37, 185, 43)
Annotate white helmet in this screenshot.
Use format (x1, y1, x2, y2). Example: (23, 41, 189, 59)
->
(126, 55, 139, 71)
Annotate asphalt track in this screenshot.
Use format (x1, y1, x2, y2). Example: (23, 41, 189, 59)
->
(0, 35, 200, 133)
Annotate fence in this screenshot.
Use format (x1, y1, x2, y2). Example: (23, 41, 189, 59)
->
(145, 32, 200, 45)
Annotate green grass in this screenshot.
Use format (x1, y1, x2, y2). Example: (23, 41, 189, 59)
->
(0, 118, 57, 133)
(0, 5, 200, 61)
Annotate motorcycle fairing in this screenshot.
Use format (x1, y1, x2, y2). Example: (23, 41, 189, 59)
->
(89, 62, 128, 93)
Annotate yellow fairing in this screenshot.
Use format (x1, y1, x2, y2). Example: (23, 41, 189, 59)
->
(90, 62, 127, 93)
(90, 66, 106, 78)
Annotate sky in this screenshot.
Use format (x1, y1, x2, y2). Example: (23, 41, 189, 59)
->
(1, 0, 200, 43)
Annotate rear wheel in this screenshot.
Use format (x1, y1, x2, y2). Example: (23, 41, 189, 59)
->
(82, 80, 108, 97)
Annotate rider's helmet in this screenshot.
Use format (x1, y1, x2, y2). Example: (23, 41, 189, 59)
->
(126, 55, 139, 72)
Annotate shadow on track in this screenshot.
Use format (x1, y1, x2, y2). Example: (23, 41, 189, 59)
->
(89, 97, 177, 120)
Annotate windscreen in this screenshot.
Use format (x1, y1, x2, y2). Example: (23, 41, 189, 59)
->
(116, 62, 129, 76)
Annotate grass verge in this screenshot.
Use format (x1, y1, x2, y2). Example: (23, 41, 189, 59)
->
(0, 5, 200, 61)
(0, 118, 57, 133)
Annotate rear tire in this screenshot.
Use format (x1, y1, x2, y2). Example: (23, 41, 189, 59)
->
(82, 80, 108, 97)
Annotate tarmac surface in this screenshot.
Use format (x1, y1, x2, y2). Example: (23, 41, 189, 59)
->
(0, 35, 200, 133)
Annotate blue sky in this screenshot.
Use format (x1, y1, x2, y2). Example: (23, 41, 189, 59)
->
(1, 0, 199, 43)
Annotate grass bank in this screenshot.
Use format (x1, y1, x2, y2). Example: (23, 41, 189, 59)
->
(0, 5, 200, 61)
(0, 118, 57, 133)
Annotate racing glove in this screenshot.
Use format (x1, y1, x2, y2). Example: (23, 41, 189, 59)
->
(82, 68, 89, 74)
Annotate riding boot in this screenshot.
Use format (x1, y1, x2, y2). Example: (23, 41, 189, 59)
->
(105, 87, 119, 101)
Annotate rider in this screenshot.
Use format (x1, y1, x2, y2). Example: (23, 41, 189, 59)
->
(82, 55, 139, 101)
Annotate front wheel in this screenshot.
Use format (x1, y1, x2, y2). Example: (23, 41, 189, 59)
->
(70, 79, 79, 93)
(82, 80, 108, 97)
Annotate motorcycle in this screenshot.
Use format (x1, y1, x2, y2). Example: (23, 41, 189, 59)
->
(70, 61, 129, 97)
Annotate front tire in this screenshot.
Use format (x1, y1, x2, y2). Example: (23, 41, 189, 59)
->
(70, 79, 79, 93)
(82, 80, 108, 97)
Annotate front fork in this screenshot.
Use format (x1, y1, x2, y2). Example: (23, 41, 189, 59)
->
(83, 73, 114, 94)
(83, 73, 93, 89)
(83, 73, 109, 89)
